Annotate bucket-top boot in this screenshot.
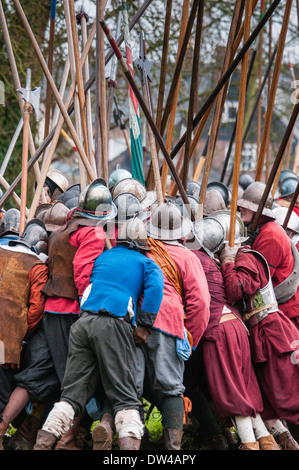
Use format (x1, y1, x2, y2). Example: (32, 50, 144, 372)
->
(92, 413, 115, 450)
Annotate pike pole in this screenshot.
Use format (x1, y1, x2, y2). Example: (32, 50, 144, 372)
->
(19, 69, 32, 234)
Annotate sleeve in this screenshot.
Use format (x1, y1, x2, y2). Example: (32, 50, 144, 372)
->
(27, 263, 49, 332)
(253, 230, 284, 277)
(221, 251, 263, 304)
(181, 253, 210, 348)
(69, 225, 106, 297)
(137, 258, 165, 328)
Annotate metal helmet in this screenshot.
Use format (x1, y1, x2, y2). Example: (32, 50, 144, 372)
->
(175, 195, 199, 220)
(9, 219, 48, 255)
(279, 177, 298, 198)
(210, 209, 248, 245)
(190, 217, 225, 257)
(58, 184, 81, 209)
(147, 201, 192, 241)
(36, 200, 70, 232)
(111, 177, 147, 202)
(108, 165, 132, 188)
(186, 181, 201, 199)
(117, 216, 150, 251)
(77, 178, 117, 220)
(272, 206, 299, 234)
(237, 181, 275, 219)
(278, 170, 298, 188)
(207, 181, 229, 206)
(46, 169, 69, 200)
(0, 208, 20, 236)
(113, 192, 143, 221)
(239, 173, 254, 190)
(203, 189, 226, 216)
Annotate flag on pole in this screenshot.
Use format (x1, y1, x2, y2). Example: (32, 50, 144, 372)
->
(121, 1, 145, 184)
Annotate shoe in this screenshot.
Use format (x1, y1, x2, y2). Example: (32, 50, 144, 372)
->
(163, 428, 183, 450)
(275, 430, 299, 450)
(33, 429, 57, 450)
(239, 441, 260, 450)
(258, 434, 280, 450)
(117, 436, 141, 450)
(92, 413, 115, 450)
(55, 424, 88, 450)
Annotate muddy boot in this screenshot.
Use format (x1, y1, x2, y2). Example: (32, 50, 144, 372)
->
(8, 414, 42, 450)
(118, 437, 141, 450)
(239, 441, 260, 450)
(258, 434, 280, 450)
(92, 413, 115, 450)
(55, 419, 88, 450)
(33, 429, 57, 450)
(0, 421, 9, 451)
(163, 428, 183, 450)
(275, 430, 299, 450)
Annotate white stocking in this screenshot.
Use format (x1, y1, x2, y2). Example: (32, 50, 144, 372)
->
(251, 413, 270, 440)
(42, 401, 75, 439)
(232, 416, 256, 443)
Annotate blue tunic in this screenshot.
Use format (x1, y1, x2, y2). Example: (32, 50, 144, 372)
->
(80, 244, 164, 327)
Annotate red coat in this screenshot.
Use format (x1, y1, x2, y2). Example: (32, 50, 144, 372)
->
(147, 243, 210, 348)
(222, 249, 299, 424)
(44, 225, 106, 315)
(252, 220, 299, 323)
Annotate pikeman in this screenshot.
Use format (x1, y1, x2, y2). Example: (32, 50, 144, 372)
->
(0, 220, 49, 450)
(33, 217, 164, 451)
(137, 202, 210, 451)
(0, 179, 117, 451)
(0, 208, 20, 245)
(39, 169, 69, 205)
(190, 217, 281, 450)
(237, 181, 299, 331)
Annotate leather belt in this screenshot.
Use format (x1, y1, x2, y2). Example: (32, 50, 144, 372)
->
(220, 313, 238, 323)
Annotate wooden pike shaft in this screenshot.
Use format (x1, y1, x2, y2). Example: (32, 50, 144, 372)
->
(182, 0, 204, 189)
(252, 101, 299, 231)
(99, 19, 192, 211)
(229, 0, 252, 247)
(20, 103, 31, 233)
(255, 0, 292, 181)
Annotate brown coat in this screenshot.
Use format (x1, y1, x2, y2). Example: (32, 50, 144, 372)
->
(0, 248, 45, 365)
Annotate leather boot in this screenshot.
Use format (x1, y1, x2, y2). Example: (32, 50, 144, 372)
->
(239, 441, 260, 450)
(163, 428, 183, 450)
(55, 421, 88, 450)
(258, 434, 280, 450)
(8, 415, 41, 450)
(92, 413, 115, 450)
(33, 430, 57, 450)
(0, 421, 9, 451)
(118, 436, 141, 450)
(274, 430, 299, 450)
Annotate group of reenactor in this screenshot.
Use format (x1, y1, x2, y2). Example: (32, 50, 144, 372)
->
(0, 167, 299, 451)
